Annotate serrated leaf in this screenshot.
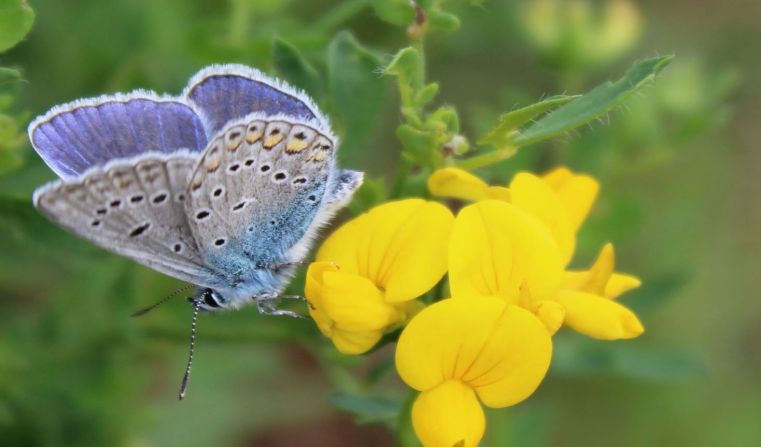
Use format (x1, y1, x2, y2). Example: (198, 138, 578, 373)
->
(330, 391, 404, 424)
(478, 95, 578, 147)
(513, 56, 673, 146)
(271, 38, 322, 98)
(0, 0, 35, 52)
(328, 31, 389, 165)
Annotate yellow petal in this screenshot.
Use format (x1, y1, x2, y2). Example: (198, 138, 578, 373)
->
(510, 172, 576, 265)
(428, 167, 490, 201)
(485, 186, 511, 202)
(317, 199, 454, 303)
(396, 297, 552, 408)
(533, 300, 566, 335)
(562, 243, 641, 299)
(605, 273, 642, 298)
(542, 167, 599, 231)
(563, 243, 615, 295)
(449, 200, 564, 303)
(412, 380, 485, 447)
(553, 290, 644, 339)
(305, 262, 399, 355)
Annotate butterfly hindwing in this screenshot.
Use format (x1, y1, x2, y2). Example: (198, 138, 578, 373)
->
(33, 152, 222, 288)
(29, 93, 208, 180)
(184, 115, 335, 276)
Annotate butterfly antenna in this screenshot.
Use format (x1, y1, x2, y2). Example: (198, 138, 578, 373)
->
(179, 299, 201, 400)
(130, 285, 195, 317)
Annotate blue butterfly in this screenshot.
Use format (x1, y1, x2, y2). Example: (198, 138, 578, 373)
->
(29, 65, 363, 397)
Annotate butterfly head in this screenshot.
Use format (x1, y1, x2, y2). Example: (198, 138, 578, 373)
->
(192, 288, 228, 312)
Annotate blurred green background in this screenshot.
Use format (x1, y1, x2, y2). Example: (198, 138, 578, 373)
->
(1, 0, 759, 446)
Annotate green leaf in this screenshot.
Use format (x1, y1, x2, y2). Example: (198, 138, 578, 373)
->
(328, 31, 389, 165)
(478, 95, 578, 147)
(0, 0, 35, 53)
(551, 335, 702, 380)
(271, 38, 322, 98)
(0, 67, 21, 85)
(371, 0, 414, 27)
(396, 124, 441, 168)
(513, 56, 673, 146)
(427, 9, 461, 32)
(330, 391, 404, 424)
(385, 47, 424, 107)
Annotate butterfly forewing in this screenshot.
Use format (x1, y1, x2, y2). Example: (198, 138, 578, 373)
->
(33, 152, 222, 287)
(184, 116, 334, 273)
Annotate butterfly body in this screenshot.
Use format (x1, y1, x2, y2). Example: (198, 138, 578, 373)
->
(30, 65, 363, 313)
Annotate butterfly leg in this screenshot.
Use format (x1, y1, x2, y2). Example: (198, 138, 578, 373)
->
(254, 293, 305, 319)
(267, 261, 306, 271)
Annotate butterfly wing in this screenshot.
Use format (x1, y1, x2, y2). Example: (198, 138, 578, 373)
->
(183, 115, 357, 286)
(33, 152, 223, 288)
(183, 64, 324, 135)
(29, 93, 208, 180)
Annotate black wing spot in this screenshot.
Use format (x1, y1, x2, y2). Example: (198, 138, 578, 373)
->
(196, 210, 210, 220)
(214, 238, 226, 246)
(177, 193, 186, 202)
(295, 131, 306, 140)
(270, 128, 280, 136)
(129, 195, 144, 204)
(129, 222, 151, 237)
(213, 187, 224, 198)
(307, 195, 317, 202)
(91, 219, 101, 227)
(244, 159, 255, 167)
(232, 201, 246, 211)
(152, 193, 168, 204)
(96, 208, 107, 215)
(260, 164, 271, 173)
(274, 172, 287, 181)
(293, 177, 307, 185)
(109, 199, 122, 208)
(247, 225, 254, 233)
(228, 163, 240, 173)
(172, 243, 183, 253)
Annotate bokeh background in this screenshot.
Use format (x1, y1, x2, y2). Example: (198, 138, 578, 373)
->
(1, 0, 759, 446)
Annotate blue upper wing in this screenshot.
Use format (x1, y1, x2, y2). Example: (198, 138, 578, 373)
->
(183, 64, 324, 135)
(29, 93, 208, 180)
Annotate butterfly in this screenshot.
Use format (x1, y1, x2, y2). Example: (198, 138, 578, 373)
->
(29, 64, 363, 397)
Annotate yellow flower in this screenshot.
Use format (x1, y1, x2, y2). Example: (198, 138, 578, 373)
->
(449, 200, 643, 339)
(429, 166, 598, 265)
(305, 199, 454, 354)
(427, 167, 511, 202)
(395, 296, 552, 447)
